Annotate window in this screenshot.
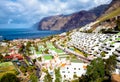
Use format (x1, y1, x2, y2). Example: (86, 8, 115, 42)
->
(67, 67, 69, 69)
(64, 75, 66, 78)
(74, 68, 76, 70)
(62, 71, 65, 73)
(78, 68, 80, 70)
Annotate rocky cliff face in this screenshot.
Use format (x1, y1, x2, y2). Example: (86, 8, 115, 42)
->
(61, 11, 97, 31)
(38, 5, 108, 31)
(39, 15, 71, 30)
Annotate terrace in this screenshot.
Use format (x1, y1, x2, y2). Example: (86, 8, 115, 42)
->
(67, 32, 112, 58)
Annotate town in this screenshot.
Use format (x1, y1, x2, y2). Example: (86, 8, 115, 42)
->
(0, 28, 120, 82)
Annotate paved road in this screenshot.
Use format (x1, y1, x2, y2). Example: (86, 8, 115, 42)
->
(54, 41, 91, 63)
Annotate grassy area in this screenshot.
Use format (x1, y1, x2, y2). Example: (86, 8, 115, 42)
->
(43, 55, 53, 60)
(74, 48, 84, 56)
(117, 32, 120, 35)
(36, 51, 42, 54)
(116, 38, 120, 41)
(98, 8, 120, 23)
(71, 59, 83, 63)
(46, 42, 64, 53)
(0, 46, 7, 53)
(87, 8, 120, 32)
(53, 49, 63, 53)
(67, 54, 83, 63)
(58, 55, 68, 59)
(59, 56, 67, 59)
(0, 62, 17, 78)
(111, 41, 115, 45)
(0, 62, 13, 67)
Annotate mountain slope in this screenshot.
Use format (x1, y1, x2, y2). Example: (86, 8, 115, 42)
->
(98, 0, 120, 22)
(38, 4, 108, 31)
(103, 0, 120, 15)
(91, 0, 120, 32)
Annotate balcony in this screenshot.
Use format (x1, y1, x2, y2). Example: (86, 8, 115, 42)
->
(116, 48, 120, 52)
(113, 51, 120, 56)
(106, 48, 111, 51)
(117, 57, 120, 61)
(110, 45, 114, 48)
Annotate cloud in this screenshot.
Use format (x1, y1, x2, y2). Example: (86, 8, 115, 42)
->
(0, 0, 112, 24)
(94, 0, 111, 5)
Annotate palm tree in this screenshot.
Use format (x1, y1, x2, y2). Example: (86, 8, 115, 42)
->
(55, 67, 62, 82)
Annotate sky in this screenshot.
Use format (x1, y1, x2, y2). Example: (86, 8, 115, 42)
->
(0, 0, 112, 25)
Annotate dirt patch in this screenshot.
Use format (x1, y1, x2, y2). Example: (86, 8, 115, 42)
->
(112, 74, 120, 82)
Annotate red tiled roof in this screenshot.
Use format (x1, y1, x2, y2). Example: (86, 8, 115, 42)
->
(4, 54, 23, 60)
(11, 54, 23, 60)
(4, 55, 13, 59)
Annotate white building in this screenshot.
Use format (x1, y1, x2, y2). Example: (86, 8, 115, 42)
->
(60, 63, 87, 81)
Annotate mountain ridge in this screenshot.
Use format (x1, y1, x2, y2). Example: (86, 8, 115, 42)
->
(37, 4, 108, 31)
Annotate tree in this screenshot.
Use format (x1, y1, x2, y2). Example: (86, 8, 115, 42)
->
(73, 74, 78, 78)
(33, 59, 36, 64)
(116, 19, 120, 31)
(66, 56, 70, 60)
(20, 66, 27, 74)
(55, 67, 62, 82)
(72, 74, 79, 82)
(28, 66, 35, 72)
(25, 42, 32, 55)
(86, 58, 105, 82)
(38, 57, 42, 62)
(79, 56, 117, 82)
(26, 41, 31, 48)
(43, 70, 52, 82)
(0, 73, 20, 82)
(71, 79, 79, 82)
(100, 51, 106, 57)
(104, 55, 117, 80)
(79, 75, 89, 82)
(0, 54, 3, 62)
(44, 49, 49, 54)
(18, 44, 25, 54)
(30, 73, 38, 82)
(34, 45, 39, 52)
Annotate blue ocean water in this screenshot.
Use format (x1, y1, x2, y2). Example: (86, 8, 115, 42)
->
(0, 28, 64, 40)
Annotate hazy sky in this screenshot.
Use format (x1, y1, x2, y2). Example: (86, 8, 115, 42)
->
(0, 0, 112, 24)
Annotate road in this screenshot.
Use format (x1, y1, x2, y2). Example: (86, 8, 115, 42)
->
(54, 41, 91, 63)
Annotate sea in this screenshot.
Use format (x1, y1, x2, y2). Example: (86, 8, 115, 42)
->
(0, 28, 64, 40)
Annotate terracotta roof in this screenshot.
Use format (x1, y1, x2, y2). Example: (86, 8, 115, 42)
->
(4, 54, 23, 60)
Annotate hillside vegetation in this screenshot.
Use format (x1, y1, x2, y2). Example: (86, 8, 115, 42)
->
(98, 8, 120, 22)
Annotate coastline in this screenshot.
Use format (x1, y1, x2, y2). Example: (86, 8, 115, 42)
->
(0, 29, 64, 40)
